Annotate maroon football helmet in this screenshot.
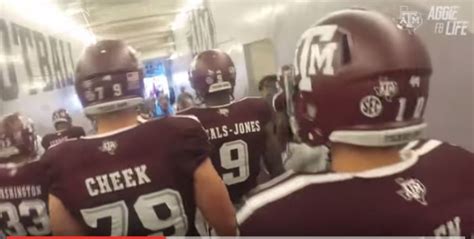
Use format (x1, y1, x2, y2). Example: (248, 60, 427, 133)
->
(52, 108, 71, 126)
(289, 9, 432, 147)
(189, 50, 236, 99)
(75, 40, 144, 115)
(0, 113, 38, 161)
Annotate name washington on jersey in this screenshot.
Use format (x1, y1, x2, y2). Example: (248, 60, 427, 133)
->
(50, 136, 69, 147)
(85, 164, 151, 197)
(206, 120, 261, 140)
(0, 185, 42, 199)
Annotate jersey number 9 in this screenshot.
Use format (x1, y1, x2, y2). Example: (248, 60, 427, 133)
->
(219, 140, 250, 185)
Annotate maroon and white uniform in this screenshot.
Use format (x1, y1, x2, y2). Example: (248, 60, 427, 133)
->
(41, 126, 86, 149)
(238, 139, 474, 236)
(43, 116, 210, 236)
(179, 97, 272, 203)
(0, 159, 51, 236)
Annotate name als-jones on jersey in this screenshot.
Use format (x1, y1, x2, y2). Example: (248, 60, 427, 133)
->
(205, 120, 262, 140)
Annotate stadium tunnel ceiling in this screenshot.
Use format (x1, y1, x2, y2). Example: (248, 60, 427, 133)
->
(57, 0, 190, 60)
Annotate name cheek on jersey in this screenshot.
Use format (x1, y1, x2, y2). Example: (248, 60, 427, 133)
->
(85, 164, 151, 197)
(205, 120, 262, 140)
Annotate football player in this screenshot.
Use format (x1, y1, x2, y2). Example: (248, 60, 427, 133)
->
(274, 65, 329, 173)
(43, 40, 236, 236)
(258, 74, 279, 105)
(41, 109, 86, 149)
(178, 50, 284, 205)
(176, 86, 195, 111)
(0, 113, 51, 236)
(238, 9, 474, 236)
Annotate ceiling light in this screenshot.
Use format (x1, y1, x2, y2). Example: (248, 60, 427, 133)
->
(4, 0, 96, 45)
(171, 0, 204, 30)
(168, 52, 178, 60)
(244, 4, 286, 24)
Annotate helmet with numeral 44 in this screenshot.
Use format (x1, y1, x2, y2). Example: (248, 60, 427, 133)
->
(290, 9, 432, 147)
(74, 40, 144, 115)
(189, 50, 236, 99)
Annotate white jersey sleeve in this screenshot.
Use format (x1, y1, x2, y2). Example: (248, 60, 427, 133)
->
(283, 143, 329, 173)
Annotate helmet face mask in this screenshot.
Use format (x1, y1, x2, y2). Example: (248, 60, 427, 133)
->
(280, 65, 303, 143)
(55, 122, 71, 132)
(287, 9, 432, 147)
(74, 40, 145, 115)
(52, 108, 72, 131)
(0, 114, 38, 163)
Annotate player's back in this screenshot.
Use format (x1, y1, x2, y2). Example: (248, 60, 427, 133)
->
(0, 159, 51, 236)
(42, 126, 86, 149)
(179, 97, 272, 203)
(238, 139, 474, 236)
(44, 116, 210, 236)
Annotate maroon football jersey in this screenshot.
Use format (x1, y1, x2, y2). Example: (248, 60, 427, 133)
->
(179, 97, 272, 203)
(41, 126, 86, 149)
(43, 116, 210, 236)
(238, 139, 474, 236)
(0, 159, 51, 236)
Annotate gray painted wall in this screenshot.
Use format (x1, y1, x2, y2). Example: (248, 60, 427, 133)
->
(207, 0, 473, 151)
(0, 3, 90, 136)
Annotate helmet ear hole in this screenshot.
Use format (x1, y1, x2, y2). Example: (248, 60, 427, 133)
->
(341, 35, 351, 65)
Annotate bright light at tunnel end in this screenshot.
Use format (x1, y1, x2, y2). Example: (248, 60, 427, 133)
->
(4, 0, 96, 45)
(171, 0, 204, 30)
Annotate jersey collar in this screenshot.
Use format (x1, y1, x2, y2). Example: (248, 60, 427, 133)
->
(83, 124, 138, 139)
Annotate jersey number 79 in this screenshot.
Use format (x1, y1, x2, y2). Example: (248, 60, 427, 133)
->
(81, 189, 187, 236)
